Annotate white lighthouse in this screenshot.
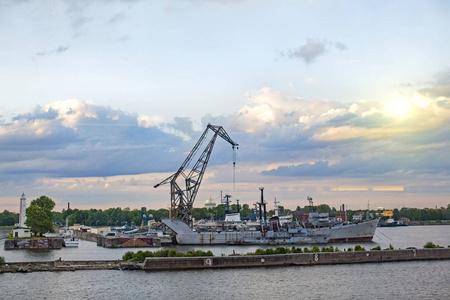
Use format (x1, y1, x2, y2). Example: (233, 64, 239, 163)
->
(19, 193, 27, 228)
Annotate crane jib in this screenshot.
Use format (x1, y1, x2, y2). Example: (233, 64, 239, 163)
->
(154, 124, 238, 227)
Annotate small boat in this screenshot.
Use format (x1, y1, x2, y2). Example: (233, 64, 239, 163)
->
(380, 217, 398, 227)
(64, 235, 79, 247)
(61, 218, 79, 247)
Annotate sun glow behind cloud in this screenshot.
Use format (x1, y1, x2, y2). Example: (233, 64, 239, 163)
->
(383, 98, 414, 118)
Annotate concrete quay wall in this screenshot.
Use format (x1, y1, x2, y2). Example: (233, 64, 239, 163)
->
(4, 238, 63, 250)
(1, 248, 449, 273)
(76, 231, 98, 242)
(97, 236, 162, 248)
(143, 248, 450, 271)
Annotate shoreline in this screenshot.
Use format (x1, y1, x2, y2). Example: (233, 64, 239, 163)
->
(1, 248, 449, 273)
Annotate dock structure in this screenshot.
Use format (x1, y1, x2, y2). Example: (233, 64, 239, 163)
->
(4, 237, 63, 250)
(1, 248, 449, 273)
(143, 248, 450, 271)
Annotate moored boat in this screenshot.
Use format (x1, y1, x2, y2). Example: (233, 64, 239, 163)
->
(162, 216, 379, 246)
(162, 192, 379, 246)
(63, 236, 79, 247)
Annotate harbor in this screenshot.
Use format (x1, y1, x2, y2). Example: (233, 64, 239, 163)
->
(3, 225, 448, 299)
(2, 225, 449, 262)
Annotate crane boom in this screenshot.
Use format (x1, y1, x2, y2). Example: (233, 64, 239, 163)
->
(154, 124, 238, 226)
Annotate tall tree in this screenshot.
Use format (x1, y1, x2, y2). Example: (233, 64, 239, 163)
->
(25, 196, 55, 236)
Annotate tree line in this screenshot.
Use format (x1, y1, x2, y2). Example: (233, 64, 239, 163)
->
(1, 198, 449, 227)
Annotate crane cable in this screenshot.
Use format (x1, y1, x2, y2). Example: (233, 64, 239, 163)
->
(232, 146, 238, 191)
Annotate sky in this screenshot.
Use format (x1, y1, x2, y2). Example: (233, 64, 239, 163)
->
(1, 0, 450, 213)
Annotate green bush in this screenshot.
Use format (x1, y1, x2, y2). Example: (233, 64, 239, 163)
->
(371, 245, 381, 251)
(274, 247, 288, 254)
(291, 246, 303, 253)
(354, 245, 366, 251)
(253, 248, 265, 255)
(347, 247, 353, 252)
(130, 250, 147, 262)
(122, 251, 134, 261)
(406, 247, 417, 250)
(0, 256, 5, 265)
(311, 246, 320, 253)
(423, 242, 443, 248)
(265, 248, 274, 255)
(321, 246, 335, 252)
(123, 249, 214, 261)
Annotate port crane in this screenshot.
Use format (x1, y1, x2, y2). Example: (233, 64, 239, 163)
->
(154, 124, 238, 226)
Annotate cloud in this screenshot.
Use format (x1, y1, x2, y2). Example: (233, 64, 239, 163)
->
(165, 0, 250, 10)
(2, 69, 450, 210)
(282, 39, 327, 64)
(0, 100, 198, 181)
(203, 81, 450, 181)
(334, 42, 348, 51)
(71, 17, 91, 28)
(115, 35, 130, 42)
(280, 39, 348, 64)
(36, 46, 70, 56)
(418, 68, 450, 98)
(108, 11, 126, 24)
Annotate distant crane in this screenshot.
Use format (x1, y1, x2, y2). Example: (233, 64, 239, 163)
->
(154, 124, 238, 227)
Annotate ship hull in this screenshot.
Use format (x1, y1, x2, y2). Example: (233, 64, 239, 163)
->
(325, 218, 380, 243)
(162, 218, 379, 246)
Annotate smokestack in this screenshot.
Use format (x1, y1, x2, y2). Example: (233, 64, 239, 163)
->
(68, 202, 70, 210)
(342, 204, 346, 222)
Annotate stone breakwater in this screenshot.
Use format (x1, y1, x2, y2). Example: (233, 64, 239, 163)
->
(0, 260, 141, 273)
(143, 248, 450, 271)
(1, 248, 449, 273)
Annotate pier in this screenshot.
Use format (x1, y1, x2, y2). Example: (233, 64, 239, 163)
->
(142, 248, 450, 271)
(1, 248, 449, 273)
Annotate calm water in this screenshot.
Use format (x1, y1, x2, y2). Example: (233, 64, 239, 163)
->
(1, 226, 449, 299)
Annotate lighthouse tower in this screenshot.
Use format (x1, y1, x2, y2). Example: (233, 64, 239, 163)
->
(19, 193, 27, 228)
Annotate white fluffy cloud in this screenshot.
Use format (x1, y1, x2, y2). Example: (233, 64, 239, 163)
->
(2, 72, 450, 210)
